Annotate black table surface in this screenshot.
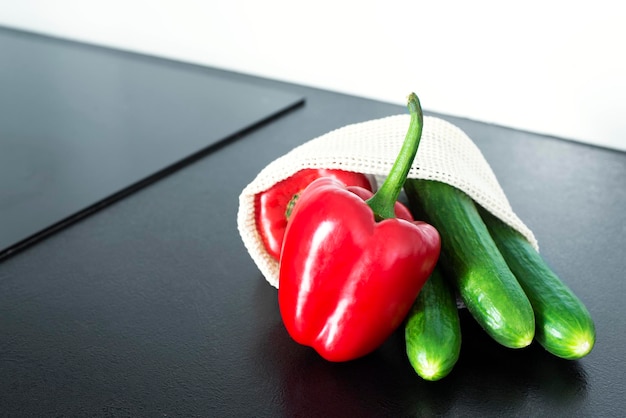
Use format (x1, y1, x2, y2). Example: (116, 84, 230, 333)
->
(0, 26, 303, 259)
(2, 29, 625, 418)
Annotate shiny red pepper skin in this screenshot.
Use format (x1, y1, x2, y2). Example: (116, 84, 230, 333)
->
(278, 177, 440, 362)
(254, 169, 372, 260)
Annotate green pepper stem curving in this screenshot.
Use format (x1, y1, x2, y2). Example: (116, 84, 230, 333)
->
(366, 93, 424, 221)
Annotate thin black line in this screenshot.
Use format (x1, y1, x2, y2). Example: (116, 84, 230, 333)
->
(0, 96, 305, 262)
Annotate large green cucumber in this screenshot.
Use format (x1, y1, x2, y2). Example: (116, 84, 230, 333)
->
(405, 266, 461, 381)
(479, 208, 596, 359)
(404, 179, 535, 348)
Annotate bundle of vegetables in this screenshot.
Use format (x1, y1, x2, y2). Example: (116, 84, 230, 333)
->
(239, 93, 595, 381)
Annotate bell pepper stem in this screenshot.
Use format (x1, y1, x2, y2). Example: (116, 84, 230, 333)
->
(366, 93, 424, 220)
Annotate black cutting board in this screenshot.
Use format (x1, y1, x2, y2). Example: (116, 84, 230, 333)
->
(0, 27, 304, 259)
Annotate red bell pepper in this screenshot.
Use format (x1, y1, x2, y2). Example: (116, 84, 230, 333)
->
(279, 93, 441, 362)
(255, 169, 372, 260)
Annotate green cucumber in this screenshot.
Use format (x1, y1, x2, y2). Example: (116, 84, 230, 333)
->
(404, 179, 535, 348)
(405, 266, 461, 381)
(479, 208, 596, 359)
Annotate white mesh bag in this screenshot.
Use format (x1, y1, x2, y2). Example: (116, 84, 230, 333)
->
(237, 114, 537, 288)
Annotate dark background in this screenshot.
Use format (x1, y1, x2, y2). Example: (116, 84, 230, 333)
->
(1, 27, 625, 417)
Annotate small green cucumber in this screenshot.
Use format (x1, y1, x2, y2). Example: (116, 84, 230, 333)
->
(404, 179, 535, 348)
(405, 266, 461, 381)
(479, 208, 596, 359)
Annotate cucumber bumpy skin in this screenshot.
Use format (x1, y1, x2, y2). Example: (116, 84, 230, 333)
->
(405, 267, 461, 381)
(404, 180, 535, 349)
(479, 208, 596, 359)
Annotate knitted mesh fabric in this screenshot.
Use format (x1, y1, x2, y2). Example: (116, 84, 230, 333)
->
(237, 115, 537, 288)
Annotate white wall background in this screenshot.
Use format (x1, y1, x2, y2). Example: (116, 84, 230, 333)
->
(2, 0, 625, 151)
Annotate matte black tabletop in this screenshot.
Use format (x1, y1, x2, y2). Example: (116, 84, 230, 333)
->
(1, 28, 625, 417)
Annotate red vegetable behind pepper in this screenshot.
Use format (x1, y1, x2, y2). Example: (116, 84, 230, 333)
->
(278, 93, 441, 362)
(255, 169, 373, 260)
